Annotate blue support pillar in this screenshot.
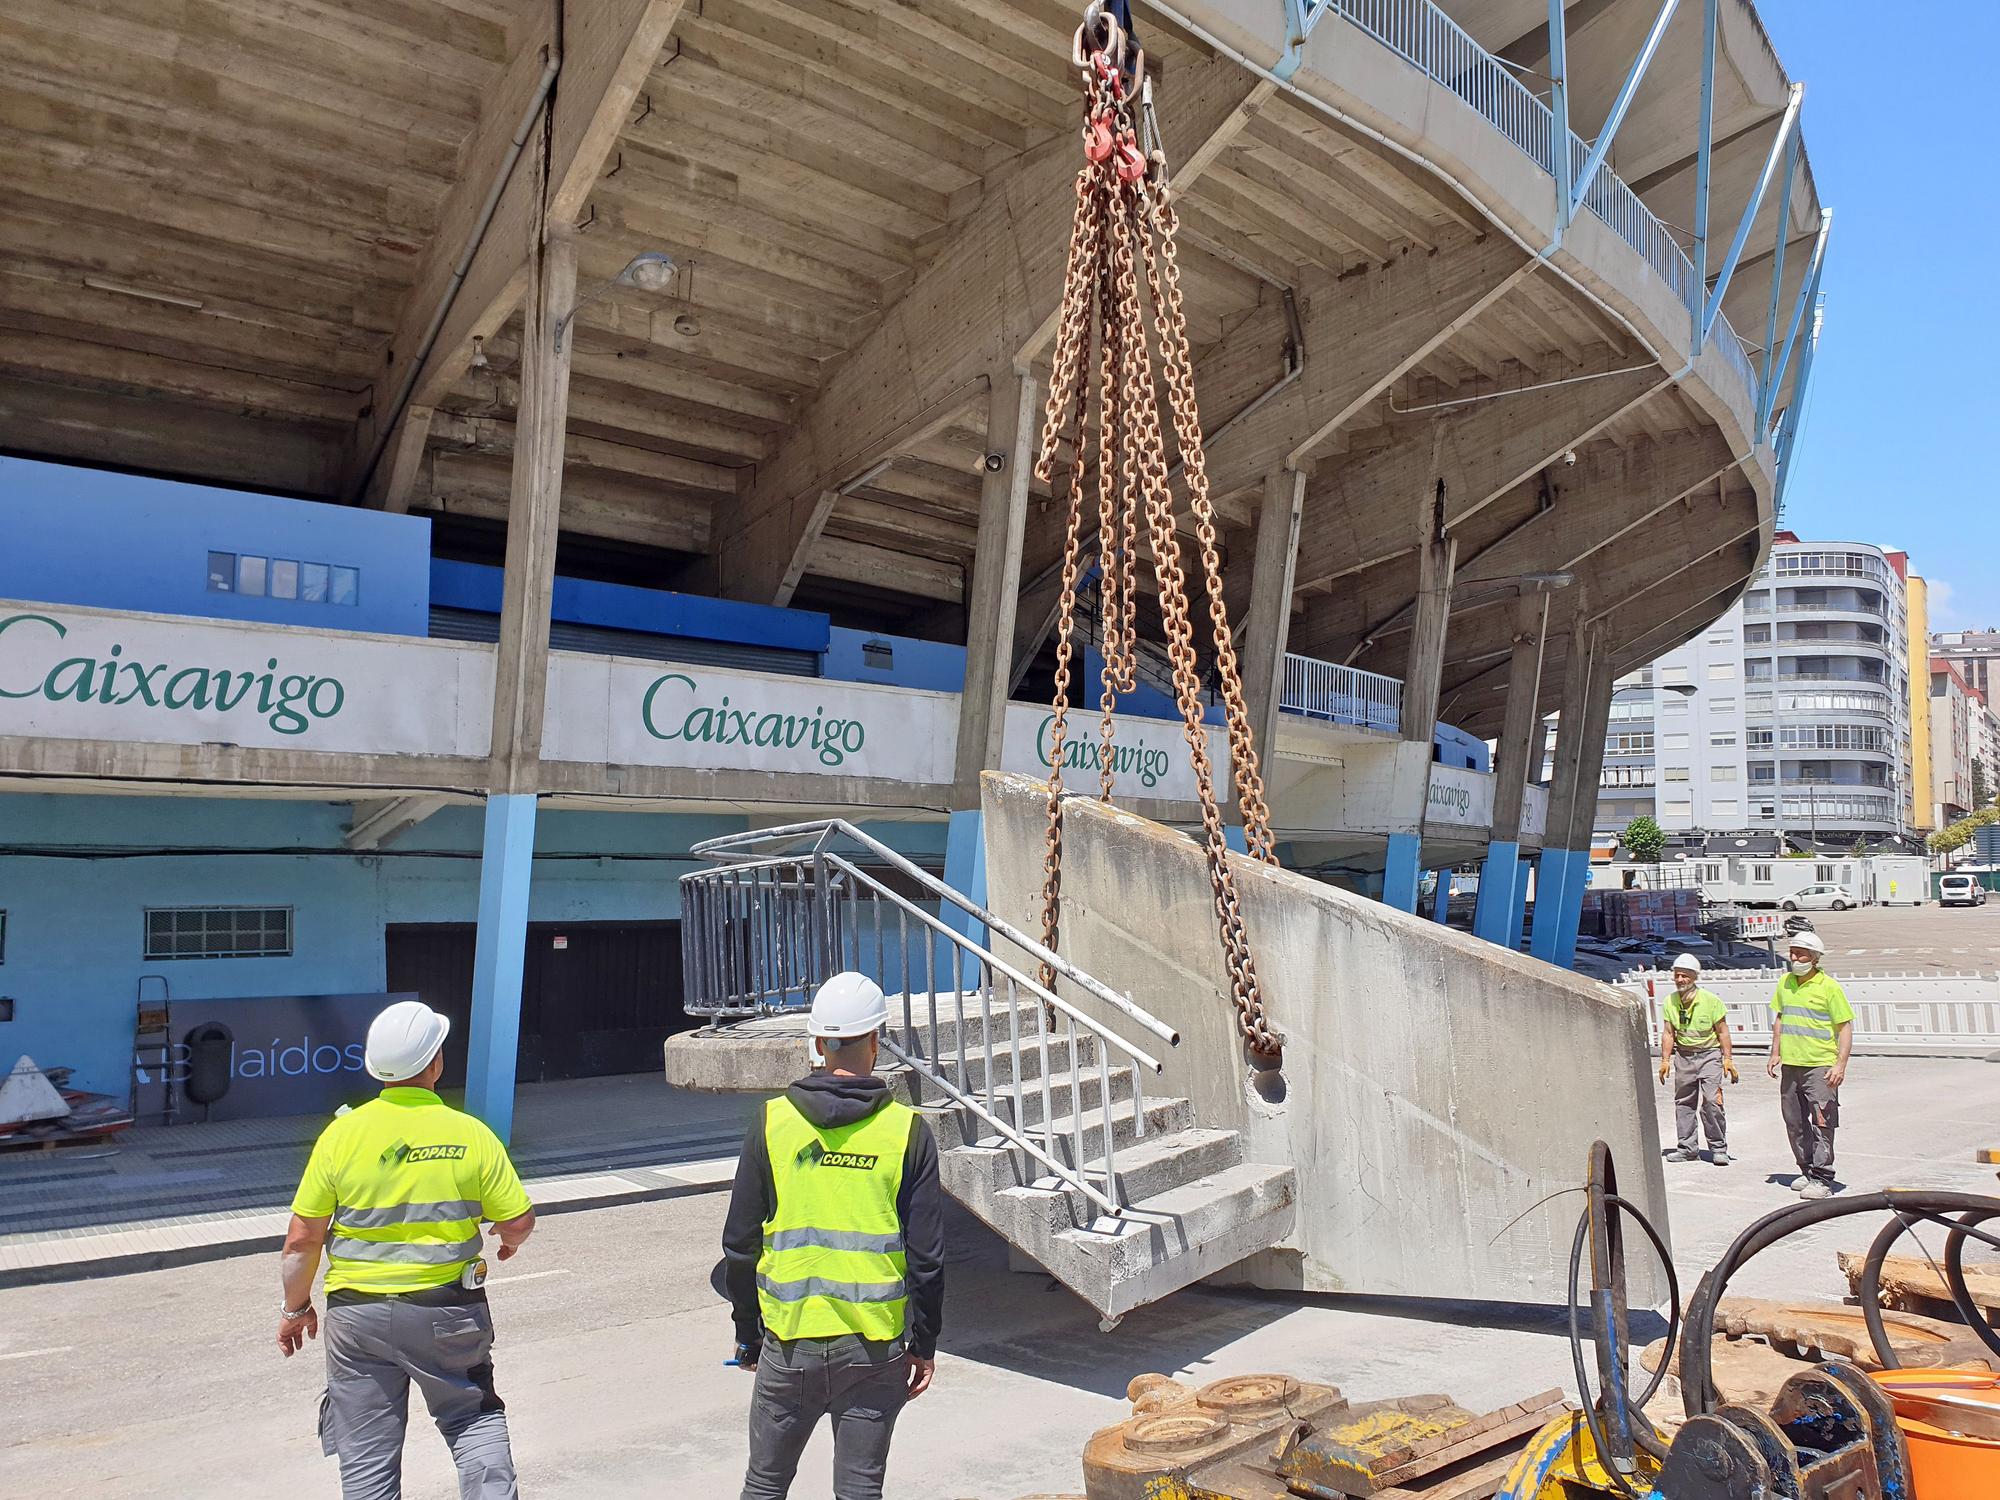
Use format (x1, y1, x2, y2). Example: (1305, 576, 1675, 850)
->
(1554, 849, 1594, 968)
(1528, 847, 1570, 961)
(1472, 842, 1520, 943)
(464, 793, 538, 1141)
(1508, 867, 1532, 951)
(1428, 869, 1452, 924)
(1383, 833, 1422, 913)
(940, 808, 988, 989)
(1692, 0, 1719, 348)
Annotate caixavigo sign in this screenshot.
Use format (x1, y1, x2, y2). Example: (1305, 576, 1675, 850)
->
(0, 602, 493, 757)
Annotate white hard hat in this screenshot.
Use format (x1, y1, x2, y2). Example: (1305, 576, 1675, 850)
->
(1671, 953, 1702, 975)
(808, 972, 889, 1039)
(365, 1000, 451, 1081)
(1787, 930, 1826, 957)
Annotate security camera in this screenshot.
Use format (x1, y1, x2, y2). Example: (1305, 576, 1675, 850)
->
(1562, 450, 1578, 467)
(983, 452, 1006, 473)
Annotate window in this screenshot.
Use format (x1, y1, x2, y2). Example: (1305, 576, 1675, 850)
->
(1664, 733, 1690, 750)
(144, 907, 293, 961)
(1663, 696, 1690, 714)
(1752, 864, 1773, 884)
(301, 563, 330, 604)
(1707, 630, 1735, 646)
(1816, 865, 1837, 882)
(1663, 666, 1692, 685)
(207, 551, 236, 593)
(270, 559, 299, 600)
(1711, 732, 1737, 748)
(1663, 767, 1690, 782)
(1710, 798, 1740, 818)
(237, 555, 268, 597)
(1707, 663, 1736, 681)
(330, 566, 360, 607)
(1710, 765, 1738, 782)
(1711, 698, 1737, 714)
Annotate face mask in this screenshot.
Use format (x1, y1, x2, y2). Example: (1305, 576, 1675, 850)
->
(1789, 960, 1815, 977)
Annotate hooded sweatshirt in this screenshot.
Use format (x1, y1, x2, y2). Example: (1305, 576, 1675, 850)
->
(722, 1071, 945, 1358)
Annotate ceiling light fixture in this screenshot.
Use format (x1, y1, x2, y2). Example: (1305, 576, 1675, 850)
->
(553, 251, 678, 351)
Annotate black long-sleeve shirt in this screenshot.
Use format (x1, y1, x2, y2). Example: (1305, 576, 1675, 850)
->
(721, 1071, 945, 1359)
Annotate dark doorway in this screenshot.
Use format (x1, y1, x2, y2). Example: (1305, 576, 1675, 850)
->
(384, 921, 689, 1084)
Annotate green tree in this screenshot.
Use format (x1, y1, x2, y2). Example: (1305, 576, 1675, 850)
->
(1973, 759, 1993, 810)
(1849, 836, 1869, 859)
(1622, 814, 1666, 865)
(1929, 804, 2000, 855)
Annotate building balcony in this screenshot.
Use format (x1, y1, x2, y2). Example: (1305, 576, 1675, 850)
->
(1279, 653, 1403, 736)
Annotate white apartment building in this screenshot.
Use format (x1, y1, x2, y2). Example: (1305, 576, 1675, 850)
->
(1597, 538, 1914, 847)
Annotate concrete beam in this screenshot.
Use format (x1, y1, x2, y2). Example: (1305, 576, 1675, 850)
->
(486, 222, 578, 794)
(1240, 468, 1307, 772)
(1200, 234, 1533, 497)
(1293, 359, 1668, 592)
(349, 1, 686, 500)
(345, 795, 449, 850)
(709, 55, 1272, 604)
(953, 370, 1038, 803)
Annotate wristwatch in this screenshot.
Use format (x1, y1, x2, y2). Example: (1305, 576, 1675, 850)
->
(281, 1303, 313, 1321)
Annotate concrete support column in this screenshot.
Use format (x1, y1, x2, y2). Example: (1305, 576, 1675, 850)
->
(1473, 593, 1549, 944)
(1401, 507, 1459, 750)
(1240, 467, 1307, 769)
(1428, 868, 1452, 923)
(464, 793, 537, 1135)
(1383, 832, 1422, 912)
(1552, 658, 1618, 967)
(466, 219, 577, 1140)
(1386, 485, 1454, 917)
(1530, 607, 1603, 963)
(952, 369, 1039, 804)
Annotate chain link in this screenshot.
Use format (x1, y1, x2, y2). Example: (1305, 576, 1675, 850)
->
(1030, 47, 1283, 1059)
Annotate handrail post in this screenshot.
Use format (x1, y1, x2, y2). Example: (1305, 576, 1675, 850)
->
(1691, 0, 1719, 342)
(1547, 0, 1572, 233)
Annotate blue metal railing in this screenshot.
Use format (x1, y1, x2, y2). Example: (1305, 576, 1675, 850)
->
(1312, 0, 1757, 405)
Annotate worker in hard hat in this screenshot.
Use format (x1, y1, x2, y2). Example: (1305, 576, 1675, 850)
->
(1765, 929, 1854, 1199)
(275, 1000, 536, 1498)
(722, 971, 945, 1500)
(1657, 953, 1737, 1165)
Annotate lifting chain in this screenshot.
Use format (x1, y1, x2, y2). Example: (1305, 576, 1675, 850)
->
(1030, 4, 1281, 1061)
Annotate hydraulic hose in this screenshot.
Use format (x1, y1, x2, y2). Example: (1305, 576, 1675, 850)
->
(1566, 1192, 1680, 1496)
(1682, 1189, 2000, 1416)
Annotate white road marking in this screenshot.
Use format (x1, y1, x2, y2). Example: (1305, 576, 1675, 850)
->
(0, 1346, 74, 1362)
(490, 1269, 572, 1286)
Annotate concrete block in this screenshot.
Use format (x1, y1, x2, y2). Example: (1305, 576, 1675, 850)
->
(980, 771, 1668, 1305)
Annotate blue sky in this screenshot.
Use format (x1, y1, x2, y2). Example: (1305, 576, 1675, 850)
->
(1755, 1, 1999, 631)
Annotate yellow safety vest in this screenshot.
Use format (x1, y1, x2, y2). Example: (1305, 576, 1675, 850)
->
(1664, 989, 1727, 1051)
(757, 1095, 912, 1342)
(1772, 970, 1854, 1069)
(290, 1087, 532, 1295)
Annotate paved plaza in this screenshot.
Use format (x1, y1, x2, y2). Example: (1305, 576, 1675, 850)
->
(3, 1052, 1994, 1498)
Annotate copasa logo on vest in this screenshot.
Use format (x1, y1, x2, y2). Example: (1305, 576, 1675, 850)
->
(794, 1139, 880, 1171)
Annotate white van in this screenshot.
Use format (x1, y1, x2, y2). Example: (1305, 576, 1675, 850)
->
(1939, 873, 1988, 908)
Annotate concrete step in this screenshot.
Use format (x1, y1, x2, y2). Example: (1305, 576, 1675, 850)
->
(1051, 1161, 1297, 1319)
(899, 1053, 1137, 1130)
(989, 1127, 1249, 1236)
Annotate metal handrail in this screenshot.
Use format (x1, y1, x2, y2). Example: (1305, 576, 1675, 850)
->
(680, 819, 1180, 1217)
(1280, 652, 1403, 733)
(1327, 0, 1755, 396)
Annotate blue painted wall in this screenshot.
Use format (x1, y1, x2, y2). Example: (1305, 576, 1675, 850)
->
(1435, 721, 1490, 771)
(824, 627, 966, 693)
(432, 560, 828, 654)
(0, 793, 950, 1097)
(0, 458, 431, 636)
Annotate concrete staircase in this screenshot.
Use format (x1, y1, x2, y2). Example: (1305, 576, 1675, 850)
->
(887, 1005, 1295, 1323)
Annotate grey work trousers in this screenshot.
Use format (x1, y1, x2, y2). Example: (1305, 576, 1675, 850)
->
(1779, 1064, 1840, 1184)
(741, 1333, 909, 1500)
(1673, 1047, 1727, 1152)
(320, 1292, 516, 1500)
